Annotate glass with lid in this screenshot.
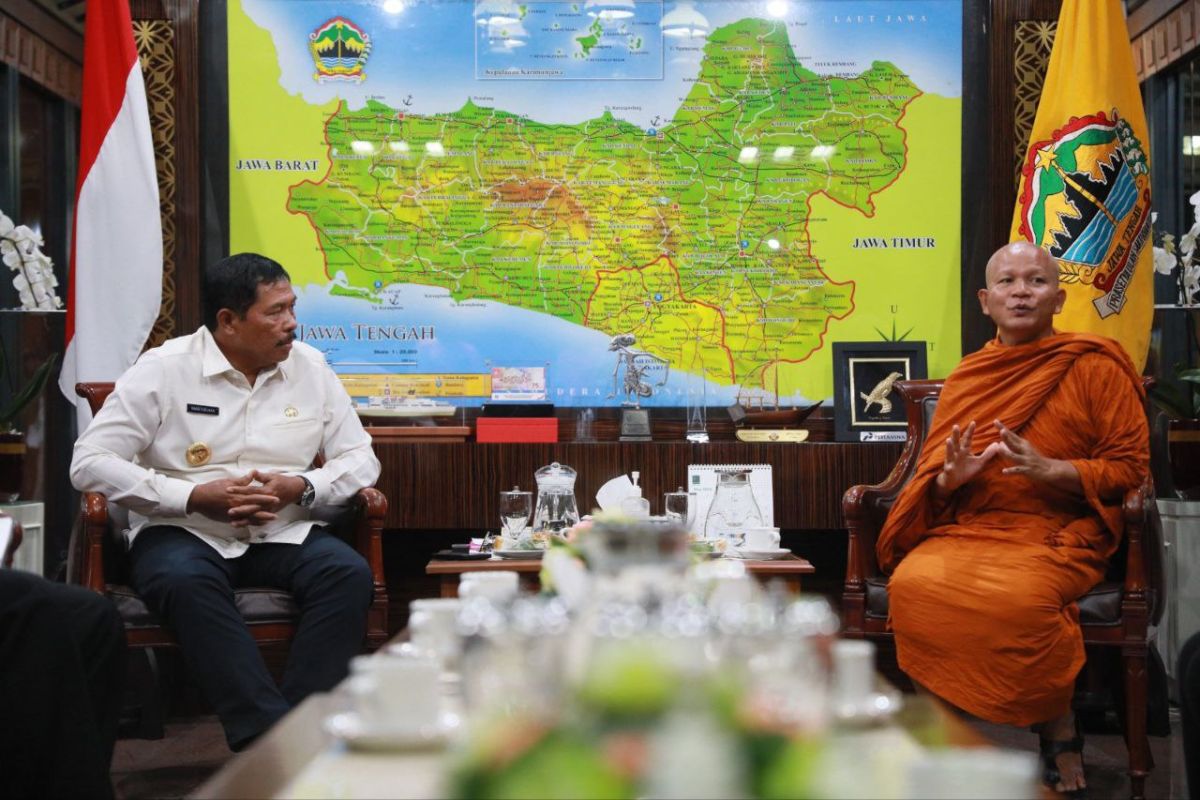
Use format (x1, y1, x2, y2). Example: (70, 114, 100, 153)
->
(532, 461, 580, 534)
(702, 469, 764, 544)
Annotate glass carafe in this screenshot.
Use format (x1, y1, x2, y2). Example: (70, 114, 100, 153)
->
(702, 469, 764, 544)
(533, 462, 580, 534)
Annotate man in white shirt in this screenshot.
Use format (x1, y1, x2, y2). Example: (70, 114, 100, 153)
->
(71, 253, 381, 750)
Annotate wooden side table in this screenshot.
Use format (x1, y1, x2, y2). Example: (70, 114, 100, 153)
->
(426, 554, 815, 598)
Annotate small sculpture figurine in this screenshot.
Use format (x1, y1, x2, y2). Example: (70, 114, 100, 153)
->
(607, 333, 669, 408)
(860, 371, 903, 414)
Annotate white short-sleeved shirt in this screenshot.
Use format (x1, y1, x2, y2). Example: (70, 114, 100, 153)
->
(70, 326, 381, 558)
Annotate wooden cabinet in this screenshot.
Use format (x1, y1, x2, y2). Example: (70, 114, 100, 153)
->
(372, 441, 902, 531)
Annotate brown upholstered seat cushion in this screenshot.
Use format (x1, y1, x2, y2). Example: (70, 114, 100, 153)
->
(863, 576, 1124, 626)
(106, 584, 299, 630)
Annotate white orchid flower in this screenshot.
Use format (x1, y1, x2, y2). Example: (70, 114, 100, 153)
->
(1185, 263, 1200, 303)
(12, 226, 40, 246)
(1154, 245, 1179, 275)
(1, 208, 63, 310)
(1182, 231, 1198, 257)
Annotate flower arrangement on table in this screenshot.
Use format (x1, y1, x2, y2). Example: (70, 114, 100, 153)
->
(451, 652, 825, 800)
(449, 613, 828, 800)
(538, 512, 723, 606)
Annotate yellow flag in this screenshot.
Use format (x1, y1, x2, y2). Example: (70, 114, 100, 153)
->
(1010, 0, 1152, 370)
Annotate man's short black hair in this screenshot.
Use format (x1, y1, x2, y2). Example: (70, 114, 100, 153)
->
(203, 253, 291, 331)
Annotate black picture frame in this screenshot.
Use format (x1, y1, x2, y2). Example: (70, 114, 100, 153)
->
(832, 341, 928, 443)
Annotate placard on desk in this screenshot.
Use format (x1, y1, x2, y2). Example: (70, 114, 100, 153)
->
(476, 417, 558, 443)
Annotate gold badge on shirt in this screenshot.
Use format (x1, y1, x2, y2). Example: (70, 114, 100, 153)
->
(185, 441, 211, 467)
(284, 405, 299, 418)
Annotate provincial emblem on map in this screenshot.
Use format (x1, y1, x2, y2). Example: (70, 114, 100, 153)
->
(309, 17, 372, 83)
(1015, 110, 1151, 319)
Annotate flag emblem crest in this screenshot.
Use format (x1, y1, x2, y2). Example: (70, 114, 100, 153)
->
(1016, 110, 1150, 320)
(309, 17, 372, 83)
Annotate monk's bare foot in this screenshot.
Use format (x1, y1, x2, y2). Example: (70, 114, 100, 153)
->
(1039, 711, 1086, 794)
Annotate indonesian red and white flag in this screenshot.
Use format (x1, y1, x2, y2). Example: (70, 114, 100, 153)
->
(58, 0, 162, 429)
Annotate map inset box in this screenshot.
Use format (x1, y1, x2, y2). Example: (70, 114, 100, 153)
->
(475, 1, 664, 80)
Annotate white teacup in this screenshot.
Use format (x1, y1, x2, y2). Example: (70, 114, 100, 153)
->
(409, 598, 463, 672)
(459, 571, 519, 604)
(347, 652, 441, 732)
(741, 526, 781, 551)
(831, 639, 875, 710)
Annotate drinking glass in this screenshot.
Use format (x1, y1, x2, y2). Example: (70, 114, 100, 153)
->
(663, 487, 697, 533)
(499, 487, 532, 539)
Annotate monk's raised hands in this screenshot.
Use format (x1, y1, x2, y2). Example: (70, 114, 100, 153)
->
(934, 421, 1002, 498)
(993, 420, 1083, 495)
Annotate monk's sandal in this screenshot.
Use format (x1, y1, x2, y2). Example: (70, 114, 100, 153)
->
(1038, 731, 1087, 800)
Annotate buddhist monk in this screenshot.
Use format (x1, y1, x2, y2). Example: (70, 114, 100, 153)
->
(877, 241, 1149, 796)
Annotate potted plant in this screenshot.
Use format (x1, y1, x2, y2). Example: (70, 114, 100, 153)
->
(0, 210, 64, 500)
(1152, 203, 1200, 498)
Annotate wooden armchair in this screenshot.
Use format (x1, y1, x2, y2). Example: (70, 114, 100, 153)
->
(842, 379, 1164, 799)
(67, 382, 389, 733)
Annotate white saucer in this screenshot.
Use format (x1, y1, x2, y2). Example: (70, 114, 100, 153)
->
(324, 712, 453, 752)
(832, 690, 904, 723)
(492, 549, 544, 560)
(728, 547, 790, 560)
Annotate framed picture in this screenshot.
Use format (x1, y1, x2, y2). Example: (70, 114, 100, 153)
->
(832, 342, 928, 443)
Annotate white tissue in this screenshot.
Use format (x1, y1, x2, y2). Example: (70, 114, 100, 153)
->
(595, 473, 636, 511)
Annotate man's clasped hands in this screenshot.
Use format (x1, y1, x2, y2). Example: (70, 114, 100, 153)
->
(186, 471, 308, 527)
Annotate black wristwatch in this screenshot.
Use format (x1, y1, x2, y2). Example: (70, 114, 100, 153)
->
(297, 475, 316, 508)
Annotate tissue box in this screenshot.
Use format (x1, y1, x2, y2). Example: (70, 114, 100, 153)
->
(475, 417, 559, 443)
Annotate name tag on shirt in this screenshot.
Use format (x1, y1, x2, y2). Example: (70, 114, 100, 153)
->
(186, 403, 219, 416)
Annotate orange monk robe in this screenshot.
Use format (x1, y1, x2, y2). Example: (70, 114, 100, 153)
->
(876, 332, 1148, 726)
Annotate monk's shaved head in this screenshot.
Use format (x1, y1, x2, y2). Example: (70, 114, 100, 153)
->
(985, 241, 1059, 287)
(978, 241, 1065, 345)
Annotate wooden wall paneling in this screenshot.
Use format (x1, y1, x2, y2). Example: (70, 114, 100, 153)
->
(130, 0, 202, 340)
(1183, 2, 1197, 55)
(0, 8, 81, 104)
(164, 0, 201, 335)
(372, 442, 903, 532)
(964, 0, 1062, 356)
(1135, 0, 1200, 79)
(1130, 0, 1190, 37)
(0, 0, 81, 63)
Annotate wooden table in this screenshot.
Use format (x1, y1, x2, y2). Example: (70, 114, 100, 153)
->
(426, 553, 816, 597)
(193, 688, 996, 799)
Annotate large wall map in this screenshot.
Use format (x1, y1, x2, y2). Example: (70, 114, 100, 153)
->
(229, 0, 962, 407)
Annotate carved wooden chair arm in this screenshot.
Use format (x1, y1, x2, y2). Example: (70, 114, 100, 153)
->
(1119, 474, 1161, 624)
(352, 487, 388, 589)
(78, 491, 110, 594)
(843, 483, 889, 586)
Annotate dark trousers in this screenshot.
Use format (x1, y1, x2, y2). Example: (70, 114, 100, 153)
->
(128, 525, 372, 750)
(0, 570, 126, 800)
(1181, 631, 1200, 800)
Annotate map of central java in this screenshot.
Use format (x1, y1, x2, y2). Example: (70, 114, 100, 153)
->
(230, 1, 963, 407)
